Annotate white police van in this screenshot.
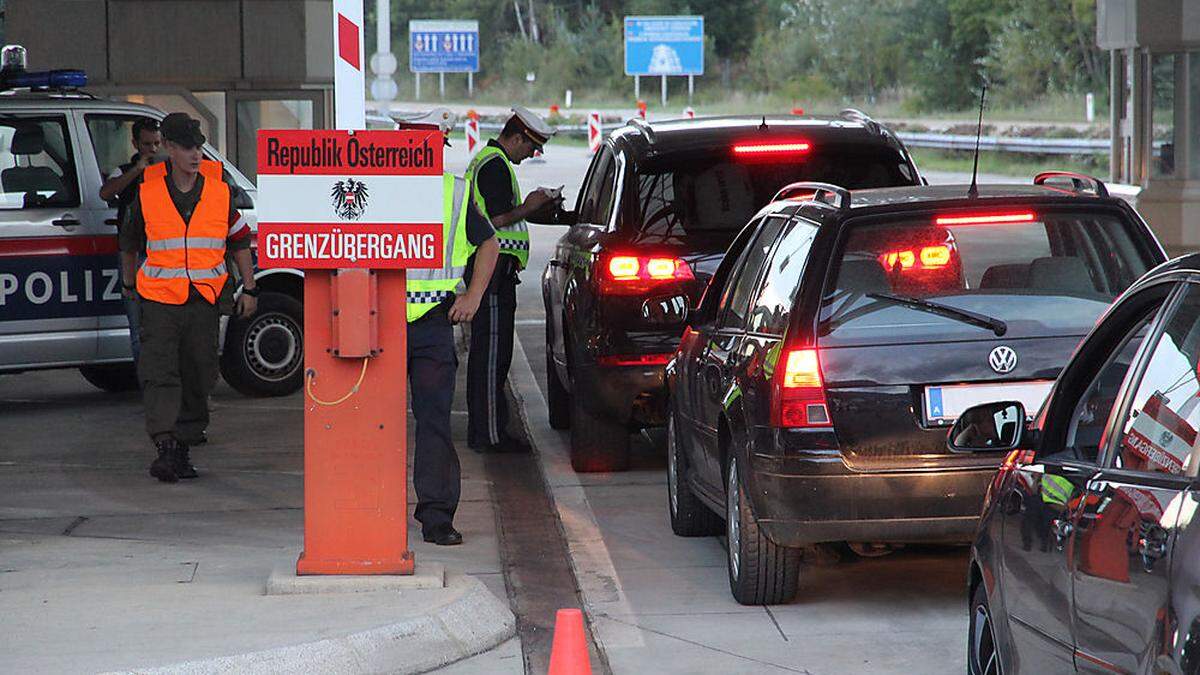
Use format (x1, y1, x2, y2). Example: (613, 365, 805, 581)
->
(0, 52, 306, 396)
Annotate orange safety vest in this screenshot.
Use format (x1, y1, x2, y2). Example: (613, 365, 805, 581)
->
(135, 160, 230, 305)
(142, 159, 224, 183)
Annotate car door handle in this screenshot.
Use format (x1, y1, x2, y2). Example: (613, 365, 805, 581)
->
(52, 216, 81, 228)
(1051, 518, 1073, 549)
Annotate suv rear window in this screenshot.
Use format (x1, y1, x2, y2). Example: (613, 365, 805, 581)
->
(633, 145, 915, 242)
(819, 207, 1155, 343)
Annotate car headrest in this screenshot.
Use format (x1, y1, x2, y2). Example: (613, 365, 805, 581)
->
(11, 125, 45, 156)
(838, 259, 890, 293)
(979, 263, 1029, 290)
(676, 163, 755, 230)
(1028, 256, 1094, 294)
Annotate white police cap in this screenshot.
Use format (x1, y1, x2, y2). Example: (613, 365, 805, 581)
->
(510, 106, 556, 148)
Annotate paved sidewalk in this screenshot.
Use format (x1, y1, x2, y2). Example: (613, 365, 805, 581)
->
(0, 344, 518, 673)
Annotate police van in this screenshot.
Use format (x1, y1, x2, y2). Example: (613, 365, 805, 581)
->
(0, 53, 307, 396)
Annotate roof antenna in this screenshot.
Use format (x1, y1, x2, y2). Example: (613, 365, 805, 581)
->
(759, 115, 768, 131)
(967, 83, 987, 199)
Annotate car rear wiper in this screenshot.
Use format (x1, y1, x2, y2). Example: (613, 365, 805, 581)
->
(866, 292, 1007, 336)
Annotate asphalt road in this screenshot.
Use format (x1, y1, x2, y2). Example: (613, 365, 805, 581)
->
(446, 142, 992, 673)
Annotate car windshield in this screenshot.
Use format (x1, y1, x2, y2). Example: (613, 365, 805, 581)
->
(632, 144, 916, 244)
(819, 207, 1155, 344)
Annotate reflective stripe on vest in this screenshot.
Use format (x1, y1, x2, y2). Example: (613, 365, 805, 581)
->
(135, 170, 231, 305)
(465, 145, 528, 268)
(407, 174, 478, 322)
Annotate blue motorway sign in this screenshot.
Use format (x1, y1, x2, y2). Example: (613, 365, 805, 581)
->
(624, 16, 704, 77)
(410, 20, 479, 73)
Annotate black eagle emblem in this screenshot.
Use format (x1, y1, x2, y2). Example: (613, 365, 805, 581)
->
(331, 178, 369, 220)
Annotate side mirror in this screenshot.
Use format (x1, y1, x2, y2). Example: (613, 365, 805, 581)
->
(947, 401, 1026, 453)
(642, 293, 690, 327)
(526, 202, 576, 226)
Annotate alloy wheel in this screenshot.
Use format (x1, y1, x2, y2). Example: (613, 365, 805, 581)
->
(971, 602, 1001, 675)
(727, 459, 741, 578)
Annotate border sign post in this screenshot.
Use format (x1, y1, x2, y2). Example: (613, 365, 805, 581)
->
(410, 20, 479, 101)
(623, 16, 703, 108)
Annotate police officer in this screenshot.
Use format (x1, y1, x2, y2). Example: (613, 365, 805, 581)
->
(464, 107, 556, 453)
(402, 109, 499, 546)
(118, 113, 257, 483)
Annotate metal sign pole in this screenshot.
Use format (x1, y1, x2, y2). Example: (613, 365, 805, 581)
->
(688, 75, 694, 103)
(634, 75, 640, 102)
(415, 72, 420, 100)
(439, 72, 445, 99)
(468, 72, 474, 98)
(661, 75, 667, 107)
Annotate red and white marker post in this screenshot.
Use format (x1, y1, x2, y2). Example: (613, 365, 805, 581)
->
(684, 106, 695, 119)
(587, 111, 602, 154)
(465, 110, 480, 155)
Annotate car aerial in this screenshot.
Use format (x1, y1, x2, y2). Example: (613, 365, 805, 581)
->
(957, 253, 1200, 674)
(536, 111, 923, 472)
(662, 173, 1166, 605)
(0, 64, 396, 396)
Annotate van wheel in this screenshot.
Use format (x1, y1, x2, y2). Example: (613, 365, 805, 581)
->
(79, 363, 139, 392)
(545, 334, 570, 430)
(668, 410, 722, 536)
(569, 392, 629, 472)
(220, 292, 304, 397)
(726, 455, 801, 605)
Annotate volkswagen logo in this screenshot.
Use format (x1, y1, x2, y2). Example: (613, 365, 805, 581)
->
(989, 346, 1018, 374)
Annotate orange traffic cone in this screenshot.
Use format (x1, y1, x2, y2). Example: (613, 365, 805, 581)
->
(548, 608, 592, 675)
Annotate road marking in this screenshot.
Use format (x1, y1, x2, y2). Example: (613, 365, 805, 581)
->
(509, 336, 645, 651)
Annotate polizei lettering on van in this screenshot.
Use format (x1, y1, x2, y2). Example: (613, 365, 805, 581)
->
(0, 255, 124, 321)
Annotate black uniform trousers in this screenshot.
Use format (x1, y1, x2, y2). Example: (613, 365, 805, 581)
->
(409, 304, 461, 533)
(138, 287, 220, 444)
(467, 256, 518, 447)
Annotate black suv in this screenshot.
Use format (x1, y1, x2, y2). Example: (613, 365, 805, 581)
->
(955, 255, 1200, 675)
(537, 112, 922, 472)
(664, 174, 1165, 605)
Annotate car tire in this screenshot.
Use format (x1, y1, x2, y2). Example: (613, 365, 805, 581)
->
(79, 363, 139, 392)
(546, 338, 570, 430)
(725, 454, 801, 605)
(568, 391, 630, 472)
(667, 411, 722, 537)
(219, 291, 304, 397)
(968, 581, 1002, 675)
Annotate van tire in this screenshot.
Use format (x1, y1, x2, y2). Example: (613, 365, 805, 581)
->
(79, 363, 139, 392)
(220, 292, 304, 397)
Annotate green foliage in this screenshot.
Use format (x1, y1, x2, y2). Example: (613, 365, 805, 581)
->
(376, 0, 1110, 114)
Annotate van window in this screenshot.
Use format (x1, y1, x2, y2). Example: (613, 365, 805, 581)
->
(0, 115, 80, 209)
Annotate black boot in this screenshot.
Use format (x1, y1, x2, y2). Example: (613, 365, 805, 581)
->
(174, 440, 198, 479)
(149, 438, 179, 483)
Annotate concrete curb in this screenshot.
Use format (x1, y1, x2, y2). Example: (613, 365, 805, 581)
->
(104, 575, 515, 675)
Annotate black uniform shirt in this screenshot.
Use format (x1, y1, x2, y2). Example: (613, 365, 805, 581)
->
(475, 140, 517, 219)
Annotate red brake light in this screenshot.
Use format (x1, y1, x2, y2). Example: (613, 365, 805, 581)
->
(934, 211, 1036, 226)
(598, 254, 694, 295)
(879, 245, 954, 272)
(771, 348, 831, 428)
(919, 245, 951, 267)
(732, 142, 811, 156)
(597, 353, 674, 367)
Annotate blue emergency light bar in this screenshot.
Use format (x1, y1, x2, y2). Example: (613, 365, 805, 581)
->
(4, 69, 87, 90)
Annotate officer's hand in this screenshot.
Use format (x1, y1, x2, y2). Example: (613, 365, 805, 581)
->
(236, 293, 257, 318)
(523, 189, 553, 210)
(449, 293, 482, 324)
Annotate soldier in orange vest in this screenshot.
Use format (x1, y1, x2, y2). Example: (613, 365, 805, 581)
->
(118, 113, 258, 483)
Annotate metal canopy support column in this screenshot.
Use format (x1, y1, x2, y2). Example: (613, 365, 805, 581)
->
(1110, 50, 1125, 183)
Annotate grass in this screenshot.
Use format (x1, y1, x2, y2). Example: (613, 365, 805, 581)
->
(907, 148, 1109, 179)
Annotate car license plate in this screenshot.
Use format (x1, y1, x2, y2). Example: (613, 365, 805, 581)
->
(924, 381, 1054, 426)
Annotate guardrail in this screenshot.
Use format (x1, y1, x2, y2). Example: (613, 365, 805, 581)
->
(454, 120, 1120, 156)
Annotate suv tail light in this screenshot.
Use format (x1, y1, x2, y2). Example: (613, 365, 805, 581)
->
(597, 253, 694, 295)
(770, 348, 832, 428)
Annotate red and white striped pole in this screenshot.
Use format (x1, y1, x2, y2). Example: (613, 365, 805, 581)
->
(465, 110, 480, 155)
(587, 111, 602, 154)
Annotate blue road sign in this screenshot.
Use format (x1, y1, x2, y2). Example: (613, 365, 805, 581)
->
(624, 16, 703, 77)
(409, 20, 479, 73)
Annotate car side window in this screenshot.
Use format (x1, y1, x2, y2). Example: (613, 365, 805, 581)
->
(717, 215, 787, 330)
(0, 115, 80, 209)
(594, 150, 622, 229)
(85, 114, 153, 190)
(748, 217, 819, 335)
(1062, 313, 1155, 464)
(694, 218, 759, 325)
(1112, 283, 1200, 477)
(577, 148, 613, 225)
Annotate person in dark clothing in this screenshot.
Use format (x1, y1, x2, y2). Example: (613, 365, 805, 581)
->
(100, 117, 162, 363)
